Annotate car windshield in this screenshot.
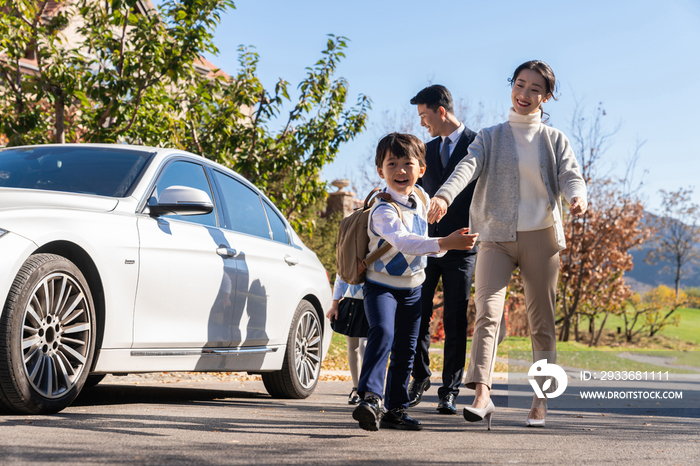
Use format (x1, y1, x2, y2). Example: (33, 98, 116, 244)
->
(0, 146, 153, 197)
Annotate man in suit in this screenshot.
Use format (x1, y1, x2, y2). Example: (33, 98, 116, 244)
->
(408, 85, 478, 414)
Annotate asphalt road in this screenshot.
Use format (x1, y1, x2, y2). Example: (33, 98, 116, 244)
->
(0, 373, 698, 465)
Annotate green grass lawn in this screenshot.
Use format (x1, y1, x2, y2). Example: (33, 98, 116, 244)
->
(593, 307, 700, 345)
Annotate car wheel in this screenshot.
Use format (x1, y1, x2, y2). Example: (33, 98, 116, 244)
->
(0, 254, 96, 414)
(262, 299, 322, 399)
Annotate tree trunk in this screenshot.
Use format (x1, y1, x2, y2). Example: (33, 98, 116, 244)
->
(55, 96, 65, 144)
(560, 314, 571, 342)
(675, 256, 682, 304)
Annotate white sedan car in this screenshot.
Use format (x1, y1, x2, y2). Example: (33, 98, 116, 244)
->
(0, 144, 332, 414)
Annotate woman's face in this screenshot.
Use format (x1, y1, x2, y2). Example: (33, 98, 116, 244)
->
(511, 68, 551, 115)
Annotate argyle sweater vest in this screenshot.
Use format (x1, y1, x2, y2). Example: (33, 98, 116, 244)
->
(366, 189, 430, 289)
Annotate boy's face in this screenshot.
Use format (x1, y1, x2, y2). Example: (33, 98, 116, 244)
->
(377, 151, 426, 196)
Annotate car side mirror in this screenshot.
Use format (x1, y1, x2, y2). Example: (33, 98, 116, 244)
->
(148, 185, 214, 217)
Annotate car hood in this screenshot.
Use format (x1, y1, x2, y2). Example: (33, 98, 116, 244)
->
(0, 188, 119, 213)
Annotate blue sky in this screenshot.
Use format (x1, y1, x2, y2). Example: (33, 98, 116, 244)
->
(193, 0, 700, 213)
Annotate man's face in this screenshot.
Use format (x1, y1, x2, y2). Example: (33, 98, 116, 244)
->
(417, 103, 445, 138)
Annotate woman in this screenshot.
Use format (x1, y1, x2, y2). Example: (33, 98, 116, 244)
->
(428, 60, 587, 429)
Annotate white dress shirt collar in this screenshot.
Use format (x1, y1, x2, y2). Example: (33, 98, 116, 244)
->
(442, 123, 465, 146)
(384, 185, 415, 207)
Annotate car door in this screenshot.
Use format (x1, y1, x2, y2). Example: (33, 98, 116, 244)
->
(210, 169, 300, 348)
(133, 159, 236, 348)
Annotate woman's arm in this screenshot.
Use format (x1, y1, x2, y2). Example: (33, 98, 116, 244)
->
(554, 132, 588, 214)
(428, 130, 487, 222)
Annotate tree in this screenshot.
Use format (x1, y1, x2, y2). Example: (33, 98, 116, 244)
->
(622, 285, 683, 341)
(0, 1, 370, 229)
(557, 103, 650, 344)
(170, 37, 370, 228)
(645, 187, 700, 302)
(0, 0, 80, 145)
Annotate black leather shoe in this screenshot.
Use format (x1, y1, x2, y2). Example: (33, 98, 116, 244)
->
(352, 396, 382, 431)
(407, 378, 431, 407)
(436, 393, 457, 415)
(348, 388, 361, 405)
(379, 407, 423, 431)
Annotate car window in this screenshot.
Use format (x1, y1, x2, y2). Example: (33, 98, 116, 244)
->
(263, 202, 289, 244)
(212, 171, 271, 240)
(152, 160, 217, 227)
(0, 146, 152, 197)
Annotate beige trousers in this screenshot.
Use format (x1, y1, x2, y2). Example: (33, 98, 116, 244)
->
(465, 227, 560, 389)
(347, 336, 367, 388)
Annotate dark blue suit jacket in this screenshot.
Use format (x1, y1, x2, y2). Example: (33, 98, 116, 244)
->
(418, 127, 478, 255)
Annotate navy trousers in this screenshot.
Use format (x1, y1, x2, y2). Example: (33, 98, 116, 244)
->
(357, 280, 422, 411)
(412, 252, 476, 398)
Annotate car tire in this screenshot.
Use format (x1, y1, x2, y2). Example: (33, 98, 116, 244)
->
(0, 254, 96, 414)
(262, 299, 322, 399)
(84, 374, 106, 388)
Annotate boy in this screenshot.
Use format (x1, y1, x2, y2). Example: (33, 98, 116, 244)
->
(352, 133, 478, 431)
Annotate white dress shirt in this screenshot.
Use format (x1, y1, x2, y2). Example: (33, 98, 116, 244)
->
(440, 123, 465, 160)
(370, 186, 444, 256)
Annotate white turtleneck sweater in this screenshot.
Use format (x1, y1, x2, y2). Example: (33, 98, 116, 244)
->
(508, 108, 554, 231)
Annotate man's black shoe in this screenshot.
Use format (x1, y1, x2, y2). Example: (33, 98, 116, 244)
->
(408, 378, 431, 407)
(436, 393, 457, 415)
(352, 396, 382, 431)
(379, 407, 423, 431)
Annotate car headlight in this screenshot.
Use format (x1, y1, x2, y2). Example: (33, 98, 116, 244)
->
(0, 228, 8, 239)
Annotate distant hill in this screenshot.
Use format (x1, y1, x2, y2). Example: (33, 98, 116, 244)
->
(622, 211, 700, 293)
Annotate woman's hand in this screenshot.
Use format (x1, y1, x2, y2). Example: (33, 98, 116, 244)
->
(326, 300, 339, 323)
(428, 196, 448, 223)
(570, 197, 587, 217)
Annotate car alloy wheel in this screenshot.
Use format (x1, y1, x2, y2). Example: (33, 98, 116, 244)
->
(0, 254, 96, 414)
(294, 308, 322, 390)
(261, 299, 322, 399)
(21, 272, 92, 398)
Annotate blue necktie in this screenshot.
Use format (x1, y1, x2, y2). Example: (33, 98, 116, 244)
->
(440, 136, 451, 169)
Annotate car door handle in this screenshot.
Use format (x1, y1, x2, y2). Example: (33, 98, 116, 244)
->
(216, 247, 236, 258)
(284, 255, 299, 266)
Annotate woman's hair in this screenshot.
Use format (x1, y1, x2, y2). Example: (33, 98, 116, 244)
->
(375, 132, 426, 168)
(508, 60, 559, 122)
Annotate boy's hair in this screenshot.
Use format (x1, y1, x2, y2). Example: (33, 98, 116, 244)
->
(410, 84, 454, 114)
(375, 132, 426, 168)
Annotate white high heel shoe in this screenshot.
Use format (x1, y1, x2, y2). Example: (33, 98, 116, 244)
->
(463, 400, 495, 430)
(526, 402, 547, 427)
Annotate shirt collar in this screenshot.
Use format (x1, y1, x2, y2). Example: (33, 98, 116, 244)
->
(384, 185, 415, 207)
(442, 123, 465, 145)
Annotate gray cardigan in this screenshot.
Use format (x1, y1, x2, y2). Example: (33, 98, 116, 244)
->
(435, 121, 587, 251)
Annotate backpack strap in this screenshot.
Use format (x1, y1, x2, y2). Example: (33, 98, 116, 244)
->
(413, 188, 426, 207)
(361, 192, 402, 269)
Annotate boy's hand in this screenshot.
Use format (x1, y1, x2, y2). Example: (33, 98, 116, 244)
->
(326, 300, 339, 323)
(570, 197, 587, 217)
(437, 227, 479, 251)
(428, 196, 448, 223)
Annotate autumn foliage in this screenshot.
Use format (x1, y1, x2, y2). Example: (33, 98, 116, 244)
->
(558, 178, 651, 344)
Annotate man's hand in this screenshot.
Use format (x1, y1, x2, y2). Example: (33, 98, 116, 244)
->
(438, 227, 479, 251)
(428, 196, 448, 223)
(326, 300, 339, 323)
(570, 197, 587, 217)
